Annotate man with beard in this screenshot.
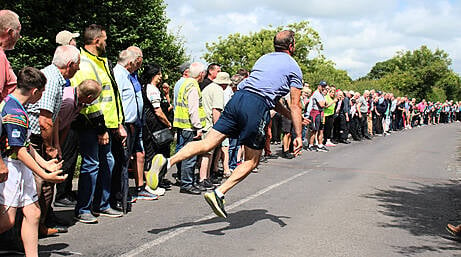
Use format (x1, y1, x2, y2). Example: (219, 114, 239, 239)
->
(70, 24, 126, 223)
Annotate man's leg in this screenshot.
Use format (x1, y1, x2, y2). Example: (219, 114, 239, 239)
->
(56, 128, 79, 204)
(169, 129, 226, 168)
(21, 202, 41, 257)
(217, 146, 261, 194)
(0, 205, 16, 234)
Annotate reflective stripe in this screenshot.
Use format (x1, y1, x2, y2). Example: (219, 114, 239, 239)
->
(101, 96, 113, 102)
(87, 110, 103, 118)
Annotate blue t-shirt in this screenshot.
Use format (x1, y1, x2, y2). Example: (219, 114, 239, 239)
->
(238, 52, 303, 108)
(0, 95, 30, 158)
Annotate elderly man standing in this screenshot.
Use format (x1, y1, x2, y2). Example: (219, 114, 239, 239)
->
(25, 45, 80, 237)
(0, 10, 20, 183)
(71, 24, 126, 223)
(173, 62, 207, 195)
(114, 49, 157, 204)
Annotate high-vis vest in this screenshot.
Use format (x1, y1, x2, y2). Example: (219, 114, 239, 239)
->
(173, 78, 206, 129)
(70, 48, 124, 129)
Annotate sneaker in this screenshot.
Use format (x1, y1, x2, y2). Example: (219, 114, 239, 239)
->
(194, 183, 208, 192)
(317, 145, 329, 152)
(147, 154, 167, 189)
(179, 186, 201, 195)
(308, 145, 318, 152)
(54, 197, 77, 207)
(325, 141, 336, 147)
(199, 179, 216, 189)
(94, 208, 123, 218)
(144, 186, 165, 196)
(204, 190, 227, 218)
(74, 213, 98, 224)
(135, 188, 159, 200)
(281, 151, 294, 159)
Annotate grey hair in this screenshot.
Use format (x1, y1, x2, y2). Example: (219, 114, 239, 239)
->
(52, 45, 80, 68)
(189, 62, 205, 78)
(0, 10, 20, 32)
(117, 49, 137, 67)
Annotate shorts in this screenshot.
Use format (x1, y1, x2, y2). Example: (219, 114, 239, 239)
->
(309, 109, 324, 131)
(0, 158, 38, 207)
(281, 117, 292, 133)
(213, 90, 271, 150)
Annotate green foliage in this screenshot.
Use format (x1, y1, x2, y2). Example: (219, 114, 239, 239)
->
(427, 86, 447, 102)
(204, 21, 333, 80)
(4, 0, 188, 83)
(303, 58, 352, 89)
(364, 45, 458, 100)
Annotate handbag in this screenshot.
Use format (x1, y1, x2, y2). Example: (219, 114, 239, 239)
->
(152, 128, 173, 147)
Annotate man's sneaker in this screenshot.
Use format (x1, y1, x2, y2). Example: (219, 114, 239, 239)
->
(204, 190, 227, 218)
(94, 208, 123, 218)
(54, 197, 76, 207)
(135, 188, 159, 200)
(308, 145, 318, 152)
(199, 179, 216, 189)
(281, 151, 294, 159)
(317, 145, 329, 152)
(74, 213, 98, 224)
(144, 186, 165, 196)
(147, 154, 167, 189)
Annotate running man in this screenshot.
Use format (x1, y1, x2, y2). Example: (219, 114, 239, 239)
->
(150, 30, 304, 218)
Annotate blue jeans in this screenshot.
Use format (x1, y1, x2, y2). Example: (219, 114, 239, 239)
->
(75, 128, 114, 215)
(175, 130, 197, 189)
(228, 138, 239, 170)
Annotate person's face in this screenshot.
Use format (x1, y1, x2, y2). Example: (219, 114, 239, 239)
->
(135, 54, 143, 70)
(209, 66, 221, 79)
(153, 72, 162, 85)
(162, 83, 170, 93)
(5, 22, 21, 50)
(69, 38, 77, 46)
(65, 56, 80, 79)
(28, 87, 45, 104)
(96, 31, 107, 55)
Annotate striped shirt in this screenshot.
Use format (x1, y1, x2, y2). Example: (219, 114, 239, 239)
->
(25, 64, 66, 135)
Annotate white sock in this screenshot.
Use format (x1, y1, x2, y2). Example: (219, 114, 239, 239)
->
(215, 188, 224, 198)
(318, 144, 324, 148)
(166, 158, 171, 169)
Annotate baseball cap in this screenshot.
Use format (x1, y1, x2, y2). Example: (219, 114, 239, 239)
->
(56, 30, 80, 45)
(319, 80, 327, 87)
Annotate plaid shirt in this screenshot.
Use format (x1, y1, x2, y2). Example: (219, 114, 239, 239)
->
(26, 64, 66, 135)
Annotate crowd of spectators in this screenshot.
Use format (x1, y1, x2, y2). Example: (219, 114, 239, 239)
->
(1, 10, 461, 255)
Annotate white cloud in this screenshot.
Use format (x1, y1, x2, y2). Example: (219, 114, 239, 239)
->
(165, 0, 461, 79)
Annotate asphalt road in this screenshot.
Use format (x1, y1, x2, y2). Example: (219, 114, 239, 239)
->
(7, 123, 461, 256)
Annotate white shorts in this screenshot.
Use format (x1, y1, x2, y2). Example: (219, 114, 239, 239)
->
(0, 158, 38, 208)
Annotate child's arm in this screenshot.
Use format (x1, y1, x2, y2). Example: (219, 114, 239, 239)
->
(16, 146, 66, 183)
(28, 145, 63, 172)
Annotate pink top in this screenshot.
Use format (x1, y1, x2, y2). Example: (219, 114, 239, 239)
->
(0, 49, 17, 101)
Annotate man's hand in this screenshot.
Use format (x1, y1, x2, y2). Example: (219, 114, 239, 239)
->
(45, 146, 58, 159)
(98, 132, 110, 145)
(292, 136, 303, 157)
(45, 159, 63, 172)
(194, 130, 203, 140)
(0, 160, 8, 183)
(45, 170, 68, 184)
(302, 117, 311, 126)
(117, 124, 127, 146)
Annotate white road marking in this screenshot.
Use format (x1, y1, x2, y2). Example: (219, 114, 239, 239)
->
(121, 169, 312, 257)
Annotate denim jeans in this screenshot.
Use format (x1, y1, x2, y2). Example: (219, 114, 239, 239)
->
(175, 130, 197, 189)
(75, 128, 114, 215)
(228, 137, 239, 170)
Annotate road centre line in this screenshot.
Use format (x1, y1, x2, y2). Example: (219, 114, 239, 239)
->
(121, 169, 312, 257)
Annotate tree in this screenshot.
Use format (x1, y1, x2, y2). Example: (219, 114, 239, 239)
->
(303, 58, 352, 89)
(364, 45, 459, 100)
(4, 0, 188, 82)
(203, 21, 325, 79)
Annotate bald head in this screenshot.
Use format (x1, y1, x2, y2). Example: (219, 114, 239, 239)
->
(77, 79, 102, 104)
(0, 10, 20, 50)
(273, 30, 295, 53)
(127, 46, 143, 70)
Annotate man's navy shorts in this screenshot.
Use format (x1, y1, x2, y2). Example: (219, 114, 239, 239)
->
(213, 90, 270, 150)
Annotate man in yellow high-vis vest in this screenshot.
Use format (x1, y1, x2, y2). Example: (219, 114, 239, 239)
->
(173, 62, 206, 195)
(70, 24, 126, 223)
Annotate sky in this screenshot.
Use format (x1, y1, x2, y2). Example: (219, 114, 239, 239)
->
(164, 0, 461, 80)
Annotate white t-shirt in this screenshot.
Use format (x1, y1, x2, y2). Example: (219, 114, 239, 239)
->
(146, 84, 161, 108)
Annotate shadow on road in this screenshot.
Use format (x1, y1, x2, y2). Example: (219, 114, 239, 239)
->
(148, 209, 289, 236)
(364, 182, 461, 255)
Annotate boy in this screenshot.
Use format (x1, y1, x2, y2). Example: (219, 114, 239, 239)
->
(0, 67, 66, 257)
